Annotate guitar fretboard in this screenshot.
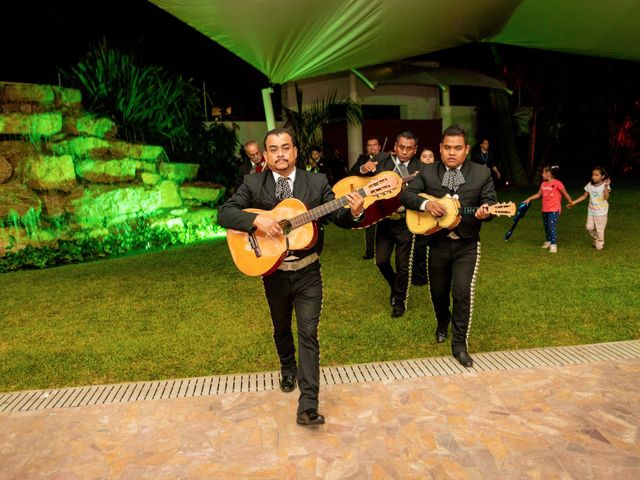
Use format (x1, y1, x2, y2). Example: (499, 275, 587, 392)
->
(288, 187, 367, 229)
(460, 203, 514, 216)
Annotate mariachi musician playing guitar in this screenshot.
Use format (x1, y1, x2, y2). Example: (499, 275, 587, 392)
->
(218, 128, 365, 428)
(400, 124, 497, 369)
(349, 130, 424, 318)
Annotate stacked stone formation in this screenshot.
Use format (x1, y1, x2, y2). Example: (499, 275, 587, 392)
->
(0, 81, 225, 256)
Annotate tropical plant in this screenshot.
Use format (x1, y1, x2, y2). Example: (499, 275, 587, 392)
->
(198, 121, 240, 188)
(0, 217, 225, 273)
(60, 41, 247, 190)
(283, 84, 362, 164)
(60, 40, 203, 160)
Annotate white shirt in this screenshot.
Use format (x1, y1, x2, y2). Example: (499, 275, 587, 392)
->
(584, 182, 609, 216)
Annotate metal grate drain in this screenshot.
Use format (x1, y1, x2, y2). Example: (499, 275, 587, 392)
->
(1, 340, 638, 413)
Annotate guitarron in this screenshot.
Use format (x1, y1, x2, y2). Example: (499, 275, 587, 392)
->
(332, 170, 417, 228)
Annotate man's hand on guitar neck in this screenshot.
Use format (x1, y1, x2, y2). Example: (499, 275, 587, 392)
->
(253, 214, 283, 238)
(474, 203, 491, 220)
(346, 191, 365, 218)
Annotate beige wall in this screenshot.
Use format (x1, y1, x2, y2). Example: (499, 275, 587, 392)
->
(283, 74, 440, 120)
(235, 121, 285, 150)
(276, 74, 480, 153)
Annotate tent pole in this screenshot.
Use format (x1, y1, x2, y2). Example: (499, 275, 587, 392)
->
(347, 72, 363, 168)
(440, 85, 453, 130)
(350, 68, 375, 90)
(261, 87, 276, 131)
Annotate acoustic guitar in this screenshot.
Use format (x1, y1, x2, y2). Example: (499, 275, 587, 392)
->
(406, 194, 516, 235)
(226, 174, 401, 276)
(332, 170, 418, 228)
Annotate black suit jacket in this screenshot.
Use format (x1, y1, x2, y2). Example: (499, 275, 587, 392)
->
(349, 153, 375, 175)
(218, 168, 358, 257)
(400, 160, 497, 240)
(470, 147, 496, 170)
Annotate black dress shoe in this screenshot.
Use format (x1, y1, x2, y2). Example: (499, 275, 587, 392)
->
(412, 278, 428, 286)
(362, 254, 374, 260)
(296, 408, 325, 426)
(279, 375, 296, 392)
(436, 330, 448, 343)
(453, 351, 474, 368)
(391, 304, 405, 317)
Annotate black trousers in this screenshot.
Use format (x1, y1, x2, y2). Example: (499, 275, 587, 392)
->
(427, 237, 481, 354)
(375, 218, 413, 306)
(364, 224, 376, 257)
(262, 261, 322, 415)
(412, 234, 428, 285)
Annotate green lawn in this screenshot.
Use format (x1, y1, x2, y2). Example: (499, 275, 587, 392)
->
(1, 185, 638, 392)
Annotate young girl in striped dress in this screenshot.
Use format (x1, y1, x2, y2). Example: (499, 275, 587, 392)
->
(568, 166, 611, 250)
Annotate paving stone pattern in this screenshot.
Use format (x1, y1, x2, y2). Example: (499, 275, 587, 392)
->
(0, 348, 638, 479)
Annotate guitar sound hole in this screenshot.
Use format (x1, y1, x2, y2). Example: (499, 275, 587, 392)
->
(280, 220, 292, 235)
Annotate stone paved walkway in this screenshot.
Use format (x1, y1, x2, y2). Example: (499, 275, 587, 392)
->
(1, 357, 639, 479)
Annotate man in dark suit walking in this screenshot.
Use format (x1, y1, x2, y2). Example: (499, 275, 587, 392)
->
(401, 125, 497, 368)
(218, 128, 364, 426)
(355, 131, 422, 317)
(350, 136, 381, 260)
(470, 138, 502, 185)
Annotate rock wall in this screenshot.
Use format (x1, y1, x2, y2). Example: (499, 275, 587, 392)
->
(0, 81, 225, 257)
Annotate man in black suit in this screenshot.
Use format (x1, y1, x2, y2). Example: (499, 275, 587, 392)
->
(401, 125, 497, 368)
(355, 131, 422, 317)
(218, 128, 364, 426)
(350, 136, 381, 260)
(470, 138, 502, 184)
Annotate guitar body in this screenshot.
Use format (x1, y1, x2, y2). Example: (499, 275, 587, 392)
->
(435, 196, 462, 230)
(332, 171, 404, 228)
(405, 194, 441, 234)
(407, 197, 516, 235)
(406, 194, 461, 234)
(359, 197, 402, 228)
(226, 173, 402, 276)
(226, 198, 317, 276)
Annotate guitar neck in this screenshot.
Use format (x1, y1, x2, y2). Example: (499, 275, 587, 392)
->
(460, 202, 514, 216)
(289, 187, 367, 229)
(460, 202, 515, 217)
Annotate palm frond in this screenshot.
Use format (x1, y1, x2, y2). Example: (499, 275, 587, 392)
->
(283, 88, 362, 161)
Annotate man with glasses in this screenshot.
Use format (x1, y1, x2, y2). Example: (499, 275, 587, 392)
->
(242, 140, 267, 174)
(355, 131, 422, 317)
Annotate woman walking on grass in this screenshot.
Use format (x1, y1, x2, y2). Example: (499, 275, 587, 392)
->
(568, 166, 611, 250)
(523, 165, 574, 253)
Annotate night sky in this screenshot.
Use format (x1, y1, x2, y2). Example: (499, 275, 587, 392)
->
(1, 0, 270, 119)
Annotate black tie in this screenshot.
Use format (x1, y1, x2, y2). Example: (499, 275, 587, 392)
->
(276, 176, 293, 200)
(397, 162, 409, 177)
(442, 168, 465, 192)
